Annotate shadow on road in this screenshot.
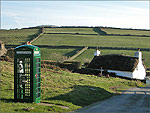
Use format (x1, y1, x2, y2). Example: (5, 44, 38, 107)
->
(75, 87, 150, 113)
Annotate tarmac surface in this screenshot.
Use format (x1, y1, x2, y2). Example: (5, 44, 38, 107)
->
(75, 87, 150, 113)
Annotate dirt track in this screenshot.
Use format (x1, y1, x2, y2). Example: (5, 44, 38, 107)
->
(76, 87, 150, 113)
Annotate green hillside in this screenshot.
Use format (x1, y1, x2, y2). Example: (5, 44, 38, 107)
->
(75, 49, 150, 67)
(0, 61, 146, 113)
(33, 33, 150, 48)
(101, 27, 150, 36)
(0, 28, 39, 45)
(41, 48, 80, 61)
(32, 27, 150, 67)
(1, 26, 150, 66)
(1, 26, 150, 112)
(44, 28, 97, 34)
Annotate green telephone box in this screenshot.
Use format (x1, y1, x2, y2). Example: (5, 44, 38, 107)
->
(14, 45, 41, 103)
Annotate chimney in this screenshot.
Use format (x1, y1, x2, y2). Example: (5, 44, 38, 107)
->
(94, 47, 101, 56)
(134, 48, 142, 63)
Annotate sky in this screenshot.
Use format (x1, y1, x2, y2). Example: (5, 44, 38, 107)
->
(1, 1, 150, 29)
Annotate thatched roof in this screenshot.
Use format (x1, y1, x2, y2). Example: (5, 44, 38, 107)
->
(88, 54, 139, 72)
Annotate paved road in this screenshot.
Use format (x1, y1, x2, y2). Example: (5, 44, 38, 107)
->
(75, 87, 150, 113)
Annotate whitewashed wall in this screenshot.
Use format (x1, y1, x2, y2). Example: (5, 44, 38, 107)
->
(108, 62, 146, 80)
(108, 70, 133, 79)
(132, 63, 146, 80)
(92, 62, 146, 80)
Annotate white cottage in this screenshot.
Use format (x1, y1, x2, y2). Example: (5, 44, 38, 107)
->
(88, 50, 146, 80)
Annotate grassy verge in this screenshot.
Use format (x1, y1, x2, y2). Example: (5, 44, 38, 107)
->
(0, 61, 147, 113)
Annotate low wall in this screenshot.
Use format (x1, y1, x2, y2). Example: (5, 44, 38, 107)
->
(68, 46, 88, 60)
(5, 45, 150, 52)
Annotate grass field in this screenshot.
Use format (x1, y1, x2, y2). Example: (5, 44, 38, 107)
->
(41, 48, 80, 61)
(44, 28, 97, 34)
(34, 27, 150, 66)
(44, 27, 150, 36)
(75, 49, 150, 67)
(1, 61, 147, 113)
(0, 28, 39, 45)
(101, 28, 150, 36)
(33, 34, 150, 48)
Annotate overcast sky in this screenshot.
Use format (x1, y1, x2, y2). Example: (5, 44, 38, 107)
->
(1, 1, 150, 29)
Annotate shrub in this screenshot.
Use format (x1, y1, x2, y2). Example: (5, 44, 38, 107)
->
(61, 61, 81, 71)
(50, 53, 68, 62)
(84, 62, 90, 68)
(41, 60, 81, 71)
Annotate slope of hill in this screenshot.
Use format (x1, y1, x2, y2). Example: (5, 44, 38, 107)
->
(33, 33, 150, 48)
(1, 26, 150, 67)
(1, 26, 150, 112)
(75, 49, 150, 67)
(40, 48, 80, 61)
(0, 28, 39, 45)
(0, 61, 146, 112)
(101, 27, 150, 36)
(44, 28, 97, 34)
